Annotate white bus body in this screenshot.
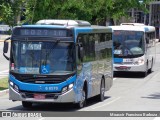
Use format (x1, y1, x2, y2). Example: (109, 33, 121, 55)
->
(109, 23, 156, 77)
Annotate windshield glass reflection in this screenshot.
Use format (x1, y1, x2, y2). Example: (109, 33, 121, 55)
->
(11, 41, 76, 75)
(113, 30, 144, 57)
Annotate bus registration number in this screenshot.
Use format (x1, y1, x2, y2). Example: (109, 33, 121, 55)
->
(34, 94, 45, 99)
(123, 59, 133, 63)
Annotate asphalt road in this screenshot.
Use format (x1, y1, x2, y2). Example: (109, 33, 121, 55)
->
(0, 42, 160, 120)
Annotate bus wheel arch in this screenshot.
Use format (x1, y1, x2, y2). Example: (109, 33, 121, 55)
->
(77, 81, 88, 108)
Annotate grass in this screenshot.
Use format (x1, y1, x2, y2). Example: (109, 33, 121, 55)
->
(0, 78, 8, 91)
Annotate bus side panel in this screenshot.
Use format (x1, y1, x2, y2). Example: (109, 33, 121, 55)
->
(145, 32, 156, 70)
(95, 35, 113, 92)
(74, 62, 93, 102)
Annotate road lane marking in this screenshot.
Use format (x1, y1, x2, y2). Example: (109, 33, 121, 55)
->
(0, 75, 8, 76)
(0, 70, 9, 73)
(91, 97, 121, 110)
(0, 70, 9, 77)
(39, 117, 45, 120)
(153, 117, 160, 120)
(113, 78, 117, 81)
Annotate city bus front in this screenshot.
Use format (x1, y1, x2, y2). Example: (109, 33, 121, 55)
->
(4, 26, 78, 107)
(113, 30, 146, 72)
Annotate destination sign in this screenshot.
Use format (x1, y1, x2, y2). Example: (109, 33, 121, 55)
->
(13, 28, 69, 37)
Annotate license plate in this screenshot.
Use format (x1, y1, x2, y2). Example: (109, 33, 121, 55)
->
(34, 94, 45, 99)
(123, 59, 133, 63)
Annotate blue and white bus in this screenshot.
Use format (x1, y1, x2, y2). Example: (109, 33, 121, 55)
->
(109, 23, 156, 77)
(3, 20, 113, 108)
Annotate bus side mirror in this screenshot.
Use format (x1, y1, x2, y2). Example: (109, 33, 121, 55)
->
(3, 37, 10, 60)
(3, 41, 9, 53)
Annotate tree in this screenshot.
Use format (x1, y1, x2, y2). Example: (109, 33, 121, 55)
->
(0, 0, 25, 27)
(0, 0, 153, 26)
(109, 0, 153, 25)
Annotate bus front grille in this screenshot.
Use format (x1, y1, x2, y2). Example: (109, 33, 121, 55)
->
(10, 72, 74, 84)
(20, 91, 60, 99)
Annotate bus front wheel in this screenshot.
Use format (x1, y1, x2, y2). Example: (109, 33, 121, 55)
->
(143, 62, 148, 77)
(77, 89, 86, 108)
(22, 101, 32, 108)
(148, 59, 153, 74)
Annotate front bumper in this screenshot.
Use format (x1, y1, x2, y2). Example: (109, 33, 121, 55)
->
(113, 63, 145, 72)
(9, 86, 75, 103)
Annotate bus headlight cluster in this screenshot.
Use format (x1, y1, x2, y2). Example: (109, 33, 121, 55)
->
(61, 83, 74, 93)
(10, 81, 19, 93)
(135, 59, 144, 65)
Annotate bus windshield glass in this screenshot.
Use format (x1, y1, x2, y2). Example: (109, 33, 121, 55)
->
(113, 30, 144, 57)
(11, 41, 76, 75)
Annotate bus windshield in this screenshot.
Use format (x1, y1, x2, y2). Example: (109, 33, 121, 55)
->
(113, 30, 144, 57)
(11, 41, 76, 75)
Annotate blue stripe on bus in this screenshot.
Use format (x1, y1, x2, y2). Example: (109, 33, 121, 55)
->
(9, 74, 76, 92)
(74, 28, 92, 42)
(114, 58, 123, 63)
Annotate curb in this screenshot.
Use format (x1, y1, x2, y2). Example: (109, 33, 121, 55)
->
(0, 89, 9, 96)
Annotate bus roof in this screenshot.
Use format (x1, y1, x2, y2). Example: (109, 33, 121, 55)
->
(20, 24, 112, 33)
(109, 23, 155, 32)
(36, 19, 91, 27)
(17, 19, 112, 33)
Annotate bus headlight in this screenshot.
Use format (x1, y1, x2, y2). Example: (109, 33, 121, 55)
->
(135, 59, 144, 65)
(10, 81, 14, 87)
(68, 83, 74, 89)
(14, 84, 19, 93)
(61, 83, 74, 93)
(62, 86, 68, 93)
(10, 81, 19, 93)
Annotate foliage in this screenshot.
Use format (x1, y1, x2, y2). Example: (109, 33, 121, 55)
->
(0, 0, 25, 27)
(0, 0, 154, 26)
(0, 77, 8, 91)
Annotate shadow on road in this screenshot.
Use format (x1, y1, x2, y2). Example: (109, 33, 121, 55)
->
(141, 92, 160, 99)
(7, 96, 111, 111)
(7, 103, 77, 111)
(114, 71, 153, 78)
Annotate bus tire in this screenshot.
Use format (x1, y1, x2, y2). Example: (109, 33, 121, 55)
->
(98, 78, 105, 102)
(77, 88, 86, 108)
(143, 62, 148, 77)
(113, 71, 116, 77)
(22, 101, 32, 108)
(148, 59, 153, 73)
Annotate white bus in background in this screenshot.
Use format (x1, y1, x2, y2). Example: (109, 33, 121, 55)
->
(109, 23, 156, 77)
(0, 25, 11, 40)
